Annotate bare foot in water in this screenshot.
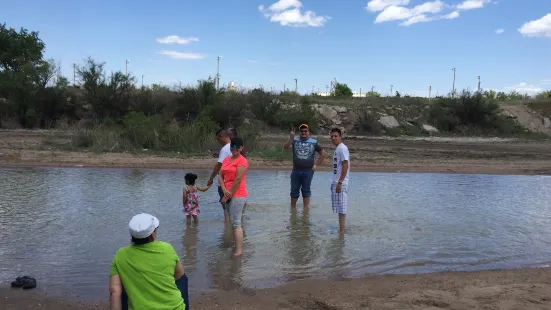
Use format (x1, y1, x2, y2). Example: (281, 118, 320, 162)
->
(232, 251, 243, 257)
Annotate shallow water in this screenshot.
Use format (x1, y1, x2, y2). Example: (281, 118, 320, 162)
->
(1, 167, 551, 300)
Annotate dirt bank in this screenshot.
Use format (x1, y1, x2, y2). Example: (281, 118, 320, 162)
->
(1, 130, 551, 175)
(2, 267, 551, 309)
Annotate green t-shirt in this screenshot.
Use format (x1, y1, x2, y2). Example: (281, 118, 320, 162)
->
(109, 241, 185, 310)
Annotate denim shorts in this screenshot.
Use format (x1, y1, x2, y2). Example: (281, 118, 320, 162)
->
(227, 197, 247, 228)
(290, 169, 314, 199)
(218, 185, 226, 210)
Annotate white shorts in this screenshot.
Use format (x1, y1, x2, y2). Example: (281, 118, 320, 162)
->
(331, 183, 348, 215)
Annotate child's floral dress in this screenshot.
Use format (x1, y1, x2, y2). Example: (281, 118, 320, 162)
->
(183, 187, 200, 216)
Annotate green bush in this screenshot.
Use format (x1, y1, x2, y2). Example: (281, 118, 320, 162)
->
(428, 91, 521, 135)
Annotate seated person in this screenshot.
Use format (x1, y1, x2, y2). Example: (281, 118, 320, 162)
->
(109, 213, 187, 310)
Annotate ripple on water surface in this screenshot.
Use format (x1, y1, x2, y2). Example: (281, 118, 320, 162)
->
(1, 168, 551, 300)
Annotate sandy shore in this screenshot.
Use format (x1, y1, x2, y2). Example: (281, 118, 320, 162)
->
(2, 267, 551, 309)
(1, 130, 551, 175)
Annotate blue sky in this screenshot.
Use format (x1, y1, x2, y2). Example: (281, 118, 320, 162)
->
(3, 0, 551, 96)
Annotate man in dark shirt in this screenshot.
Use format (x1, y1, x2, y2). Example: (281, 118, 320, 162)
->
(283, 124, 326, 209)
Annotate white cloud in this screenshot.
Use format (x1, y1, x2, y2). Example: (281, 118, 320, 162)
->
(444, 11, 460, 19)
(375, 1, 444, 23)
(504, 82, 542, 96)
(540, 79, 551, 85)
(519, 13, 551, 38)
(248, 60, 257, 63)
(365, 0, 410, 12)
(156, 35, 199, 45)
(259, 0, 329, 27)
(495, 28, 504, 34)
(369, 0, 490, 26)
(158, 51, 205, 60)
(400, 9, 459, 26)
(456, 0, 490, 10)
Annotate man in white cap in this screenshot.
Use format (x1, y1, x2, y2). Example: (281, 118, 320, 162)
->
(108, 213, 186, 310)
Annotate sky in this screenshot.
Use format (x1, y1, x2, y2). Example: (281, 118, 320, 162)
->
(2, 0, 551, 97)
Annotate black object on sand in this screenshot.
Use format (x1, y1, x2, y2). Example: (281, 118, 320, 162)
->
(11, 276, 37, 289)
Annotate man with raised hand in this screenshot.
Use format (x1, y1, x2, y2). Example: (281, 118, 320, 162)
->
(283, 124, 325, 209)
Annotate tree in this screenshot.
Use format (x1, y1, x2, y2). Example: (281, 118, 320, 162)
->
(366, 91, 381, 97)
(0, 23, 60, 126)
(536, 91, 551, 99)
(332, 82, 353, 97)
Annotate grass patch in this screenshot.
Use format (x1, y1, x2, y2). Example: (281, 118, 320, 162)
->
(248, 146, 290, 161)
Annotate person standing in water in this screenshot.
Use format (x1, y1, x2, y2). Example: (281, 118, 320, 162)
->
(219, 137, 249, 257)
(283, 124, 326, 209)
(207, 129, 232, 224)
(182, 172, 211, 226)
(330, 128, 350, 233)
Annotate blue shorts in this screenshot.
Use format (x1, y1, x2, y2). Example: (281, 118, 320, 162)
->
(218, 185, 226, 210)
(290, 169, 314, 199)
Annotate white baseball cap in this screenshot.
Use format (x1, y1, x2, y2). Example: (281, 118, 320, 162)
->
(129, 213, 159, 239)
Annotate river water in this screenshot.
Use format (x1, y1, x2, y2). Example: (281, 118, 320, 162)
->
(1, 167, 551, 300)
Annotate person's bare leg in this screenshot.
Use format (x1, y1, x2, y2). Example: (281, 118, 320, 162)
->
(224, 208, 230, 224)
(193, 215, 199, 225)
(186, 215, 192, 226)
(291, 198, 298, 208)
(339, 214, 346, 233)
(303, 197, 310, 209)
(233, 227, 244, 257)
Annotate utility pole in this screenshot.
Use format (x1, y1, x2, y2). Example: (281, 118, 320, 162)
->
(360, 87, 362, 97)
(452, 67, 456, 97)
(294, 78, 298, 93)
(390, 85, 393, 96)
(125, 59, 129, 75)
(72, 63, 76, 86)
(429, 85, 432, 103)
(312, 85, 314, 95)
(284, 84, 286, 93)
(371, 86, 374, 94)
(477, 76, 481, 92)
(216, 56, 222, 90)
(141, 75, 144, 88)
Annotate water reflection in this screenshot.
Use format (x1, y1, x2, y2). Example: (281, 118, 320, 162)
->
(182, 226, 198, 273)
(207, 225, 244, 291)
(284, 208, 319, 281)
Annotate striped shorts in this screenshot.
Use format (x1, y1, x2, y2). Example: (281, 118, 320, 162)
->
(331, 183, 348, 215)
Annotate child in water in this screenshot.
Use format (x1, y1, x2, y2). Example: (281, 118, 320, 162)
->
(183, 173, 211, 225)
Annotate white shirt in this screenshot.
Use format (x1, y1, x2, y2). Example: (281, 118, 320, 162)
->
(218, 143, 232, 163)
(332, 143, 350, 185)
(217, 143, 232, 184)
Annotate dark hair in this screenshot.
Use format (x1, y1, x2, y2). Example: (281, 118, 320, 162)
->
(184, 172, 198, 185)
(330, 128, 342, 136)
(230, 137, 244, 148)
(227, 127, 238, 138)
(215, 128, 228, 137)
(131, 236, 154, 245)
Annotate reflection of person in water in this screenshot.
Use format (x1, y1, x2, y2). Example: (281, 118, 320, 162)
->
(182, 225, 199, 274)
(285, 208, 319, 280)
(206, 226, 245, 291)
